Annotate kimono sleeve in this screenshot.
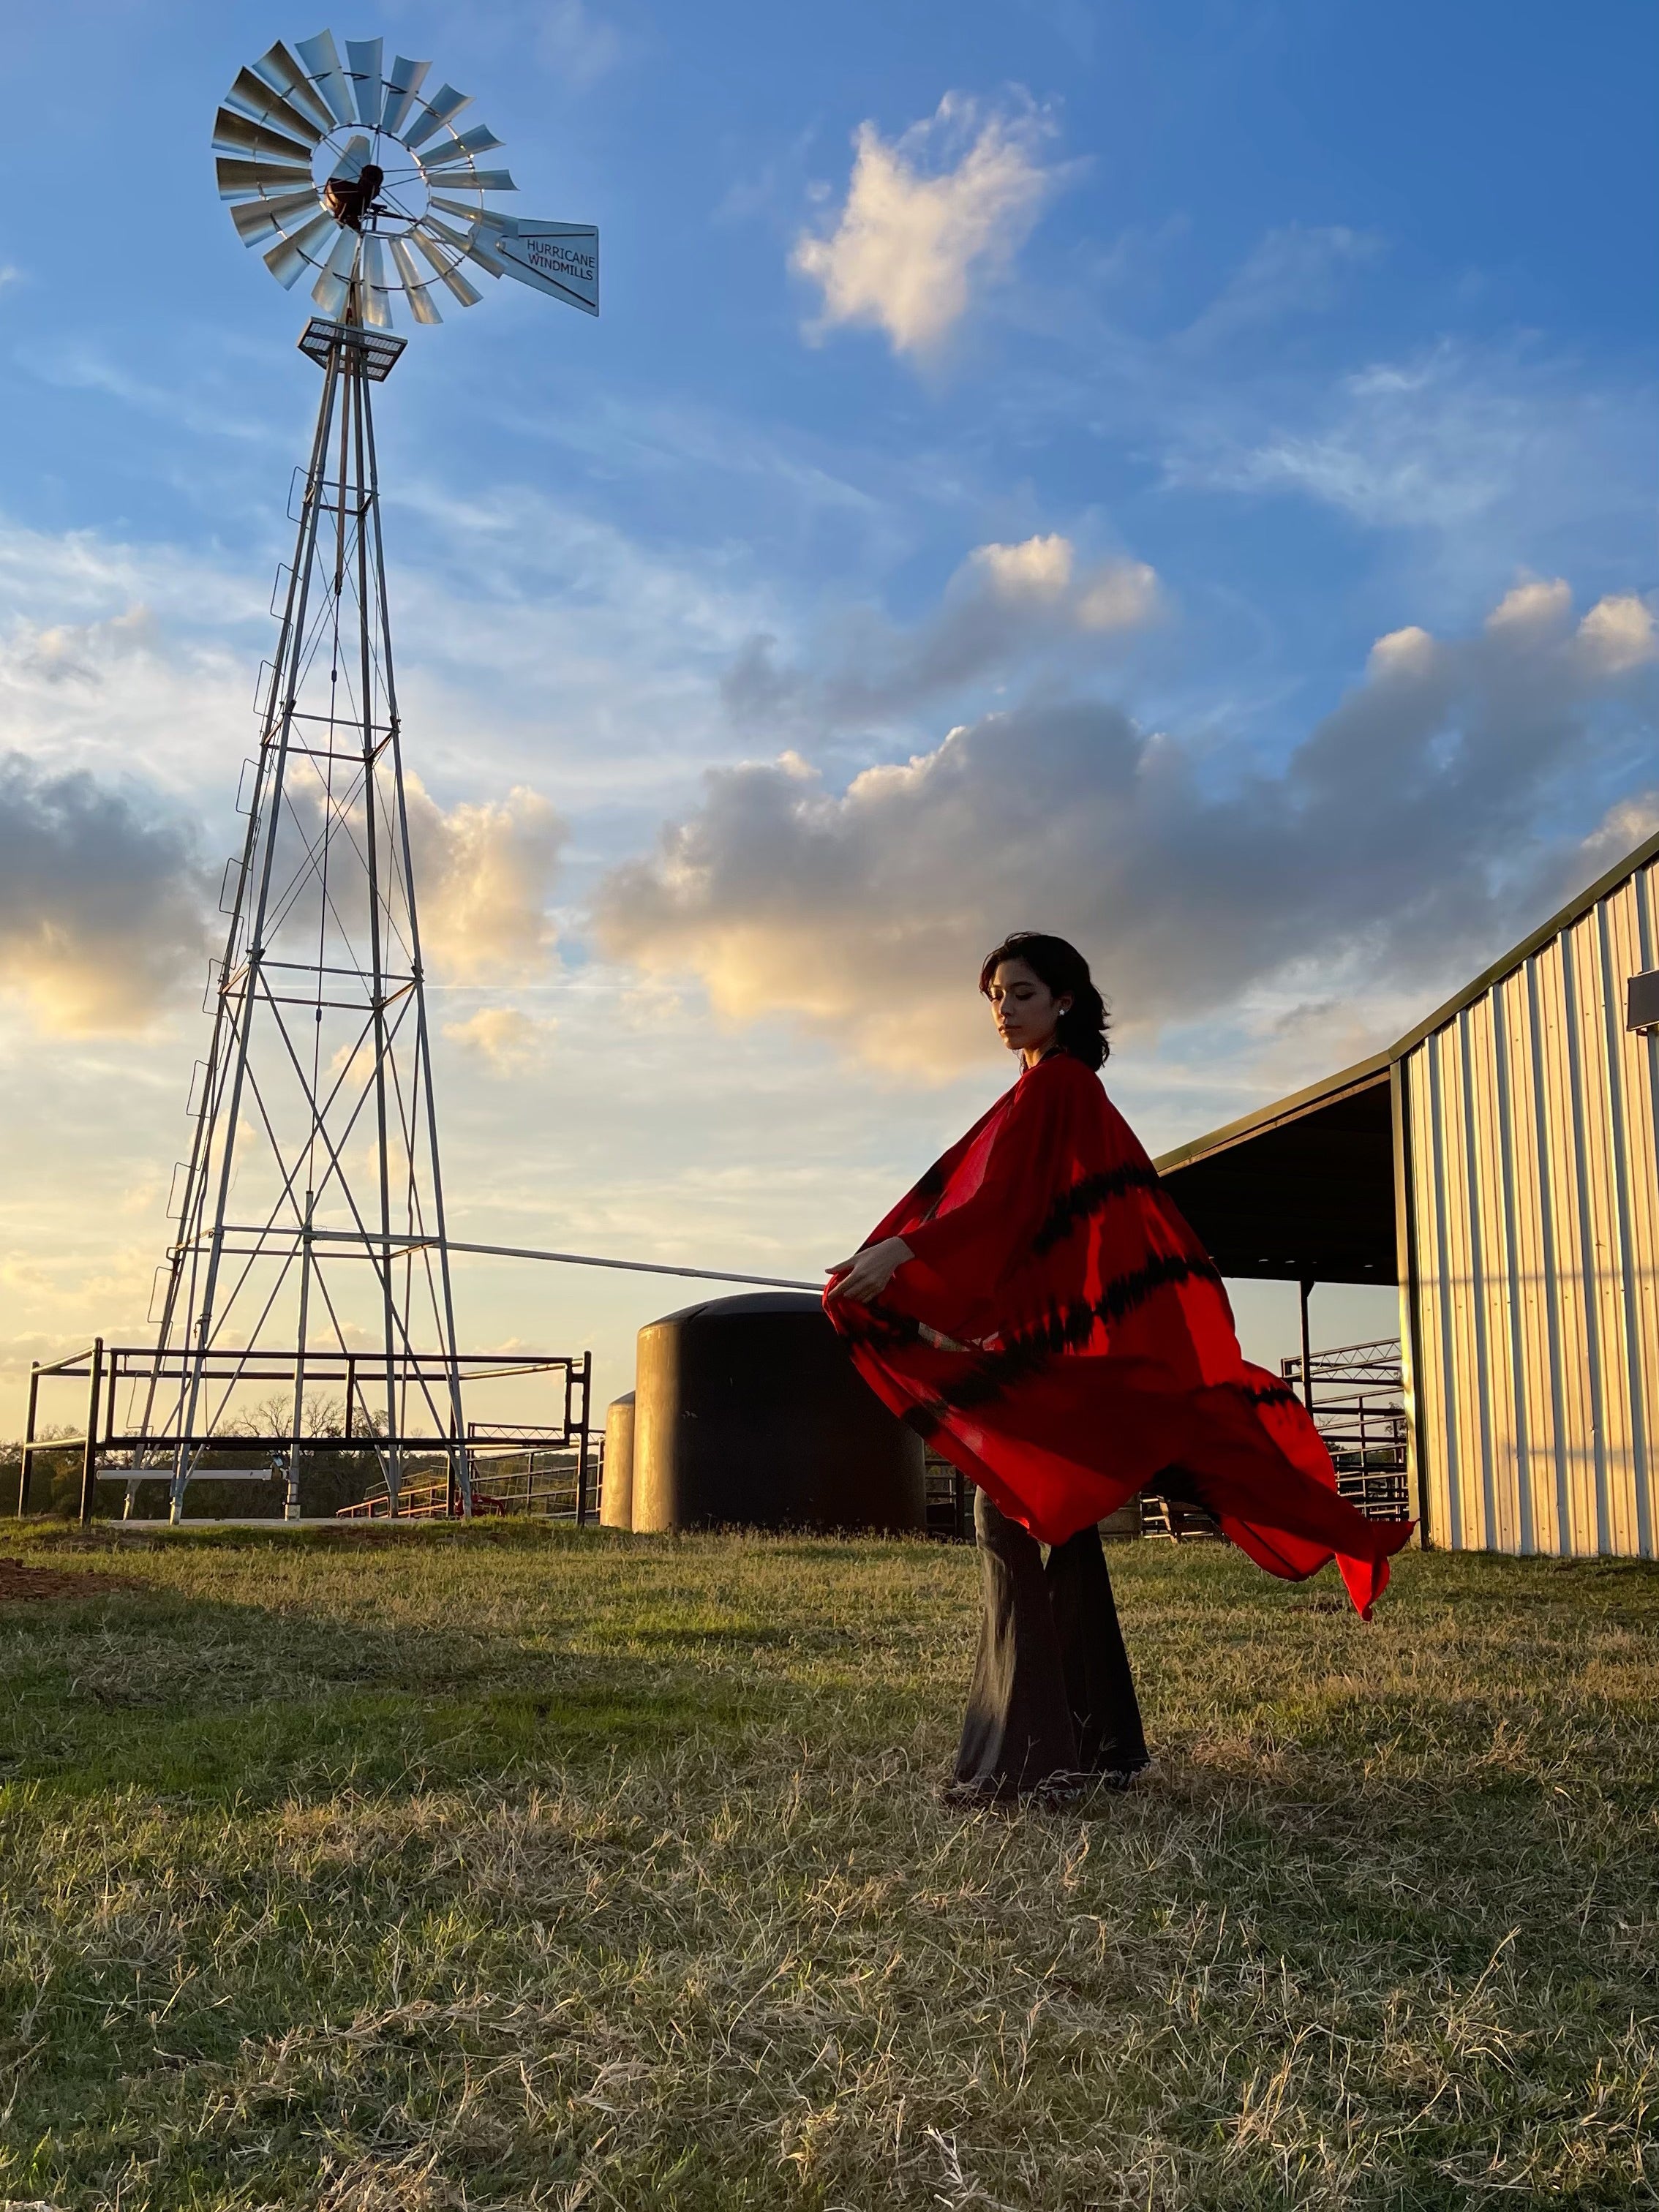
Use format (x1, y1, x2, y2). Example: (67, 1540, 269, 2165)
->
(857, 1102, 1003, 1252)
(895, 1064, 1074, 1299)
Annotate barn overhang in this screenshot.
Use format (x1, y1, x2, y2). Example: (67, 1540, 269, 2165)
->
(1154, 1059, 1399, 1286)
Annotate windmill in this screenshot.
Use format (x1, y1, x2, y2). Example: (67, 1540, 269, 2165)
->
(139, 33, 597, 1524)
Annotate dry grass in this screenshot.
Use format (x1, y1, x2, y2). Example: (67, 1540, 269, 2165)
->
(0, 1522, 1654, 2210)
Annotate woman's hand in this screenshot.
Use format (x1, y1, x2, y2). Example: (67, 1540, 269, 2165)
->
(824, 1236, 913, 1306)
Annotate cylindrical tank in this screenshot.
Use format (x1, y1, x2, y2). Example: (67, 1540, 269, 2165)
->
(601, 1391, 635, 1530)
(632, 1291, 926, 1534)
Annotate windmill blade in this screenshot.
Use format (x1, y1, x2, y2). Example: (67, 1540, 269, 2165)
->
(430, 192, 503, 225)
(345, 38, 384, 127)
(213, 106, 316, 165)
(217, 155, 315, 200)
(328, 134, 372, 182)
(231, 187, 320, 244)
(312, 226, 358, 317)
(222, 67, 324, 146)
(263, 210, 339, 288)
(416, 215, 472, 253)
(410, 229, 484, 308)
(445, 169, 516, 192)
(434, 261, 483, 309)
(388, 238, 443, 324)
(296, 31, 356, 127)
(402, 83, 473, 150)
(380, 56, 431, 138)
(416, 126, 503, 171)
(411, 223, 461, 271)
(360, 234, 395, 328)
(404, 279, 445, 327)
(312, 265, 351, 319)
(321, 225, 360, 282)
(249, 41, 336, 135)
(416, 214, 503, 279)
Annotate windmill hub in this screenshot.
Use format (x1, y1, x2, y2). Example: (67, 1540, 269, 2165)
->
(323, 161, 383, 230)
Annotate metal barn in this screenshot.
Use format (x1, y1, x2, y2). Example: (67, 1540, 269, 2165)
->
(1156, 827, 1659, 1557)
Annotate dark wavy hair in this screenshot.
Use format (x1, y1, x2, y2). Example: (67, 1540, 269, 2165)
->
(978, 931, 1110, 1070)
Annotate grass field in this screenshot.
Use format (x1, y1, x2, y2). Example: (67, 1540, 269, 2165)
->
(0, 1524, 1654, 2211)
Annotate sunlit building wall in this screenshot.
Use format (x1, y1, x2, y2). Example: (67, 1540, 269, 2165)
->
(1399, 846, 1659, 1557)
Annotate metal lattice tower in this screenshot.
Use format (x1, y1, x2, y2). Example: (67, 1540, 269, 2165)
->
(149, 309, 464, 1519)
(136, 34, 596, 1521)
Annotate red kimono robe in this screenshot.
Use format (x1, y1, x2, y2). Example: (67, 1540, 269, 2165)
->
(827, 1051, 1413, 1617)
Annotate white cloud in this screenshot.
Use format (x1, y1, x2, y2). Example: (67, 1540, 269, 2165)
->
(791, 94, 1061, 358)
(1577, 592, 1658, 675)
(597, 580, 1659, 1076)
(0, 754, 206, 1034)
(1486, 577, 1572, 633)
(969, 532, 1076, 600)
(404, 775, 566, 982)
(722, 533, 1159, 734)
(1578, 788, 1659, 872)
(443, 1005, 558, 1073)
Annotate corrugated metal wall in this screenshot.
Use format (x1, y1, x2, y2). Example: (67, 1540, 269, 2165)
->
(1401, 857, 1659, 1554)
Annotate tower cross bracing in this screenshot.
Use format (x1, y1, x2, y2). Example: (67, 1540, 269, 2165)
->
(146, 316, 464, 1519)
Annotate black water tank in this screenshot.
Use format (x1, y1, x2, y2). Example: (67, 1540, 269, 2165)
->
(632, 1291, 926, 1533)
(601, 1392, 635, 1530)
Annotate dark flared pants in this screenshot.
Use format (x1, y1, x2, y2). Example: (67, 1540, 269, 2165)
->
(953, 1489, 1148, 1795)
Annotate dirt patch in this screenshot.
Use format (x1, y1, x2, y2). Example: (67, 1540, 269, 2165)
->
(0, 1557, 143, 1603)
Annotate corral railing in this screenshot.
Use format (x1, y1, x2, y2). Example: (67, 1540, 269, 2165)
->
(17, 1343, 592, 1524)
(1281, 1336, 1410, 1521)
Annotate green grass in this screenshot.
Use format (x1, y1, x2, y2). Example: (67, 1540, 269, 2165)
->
(0, 1524, 1655, 2211)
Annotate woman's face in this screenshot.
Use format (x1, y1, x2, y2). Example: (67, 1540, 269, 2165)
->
(987, 958, 1070, 1058)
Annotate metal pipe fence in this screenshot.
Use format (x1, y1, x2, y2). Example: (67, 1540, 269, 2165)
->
(16, 1343, 593, 1525)
(1279, 1336, 1411, 1521)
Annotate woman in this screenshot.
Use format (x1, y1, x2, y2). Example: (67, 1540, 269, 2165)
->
(824, 932, 1412, 1803)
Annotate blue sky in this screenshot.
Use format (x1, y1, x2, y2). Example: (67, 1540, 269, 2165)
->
(1, 0, 1655, 1418)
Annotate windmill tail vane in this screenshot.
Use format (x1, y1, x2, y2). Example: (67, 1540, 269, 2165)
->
(117, 34, 597, 1527)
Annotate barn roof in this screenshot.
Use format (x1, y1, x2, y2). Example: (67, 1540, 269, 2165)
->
(1153, 821, 1659, 1284)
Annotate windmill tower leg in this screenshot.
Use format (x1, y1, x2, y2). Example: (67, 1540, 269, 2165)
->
(145, 311, 468, 1522)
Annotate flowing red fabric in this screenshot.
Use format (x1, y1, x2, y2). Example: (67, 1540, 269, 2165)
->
(827, 1053, 1412, 1617)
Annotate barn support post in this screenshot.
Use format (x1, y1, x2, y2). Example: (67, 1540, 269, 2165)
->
(78, 1341, 104, 1529)
(575, 1351, 592, 1527)
(17, 1363, 40, 1518)
(1298, 1277, 1316, 1415)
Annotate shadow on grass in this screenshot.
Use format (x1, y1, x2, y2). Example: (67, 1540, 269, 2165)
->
(0, 1577, 774, 1807)
(4, 1675, 763, 1806)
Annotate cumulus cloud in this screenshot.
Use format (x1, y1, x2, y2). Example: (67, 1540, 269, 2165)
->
(791, 94, 1061, 357)
(443, 1005, 558, 1073)
(1576, 592, 1658, 675)
(0, 753, 206, 1032)
(405, 776, 566, 981)
(723, 533, 1159, 734)
(596, 581, 1659, 1075)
